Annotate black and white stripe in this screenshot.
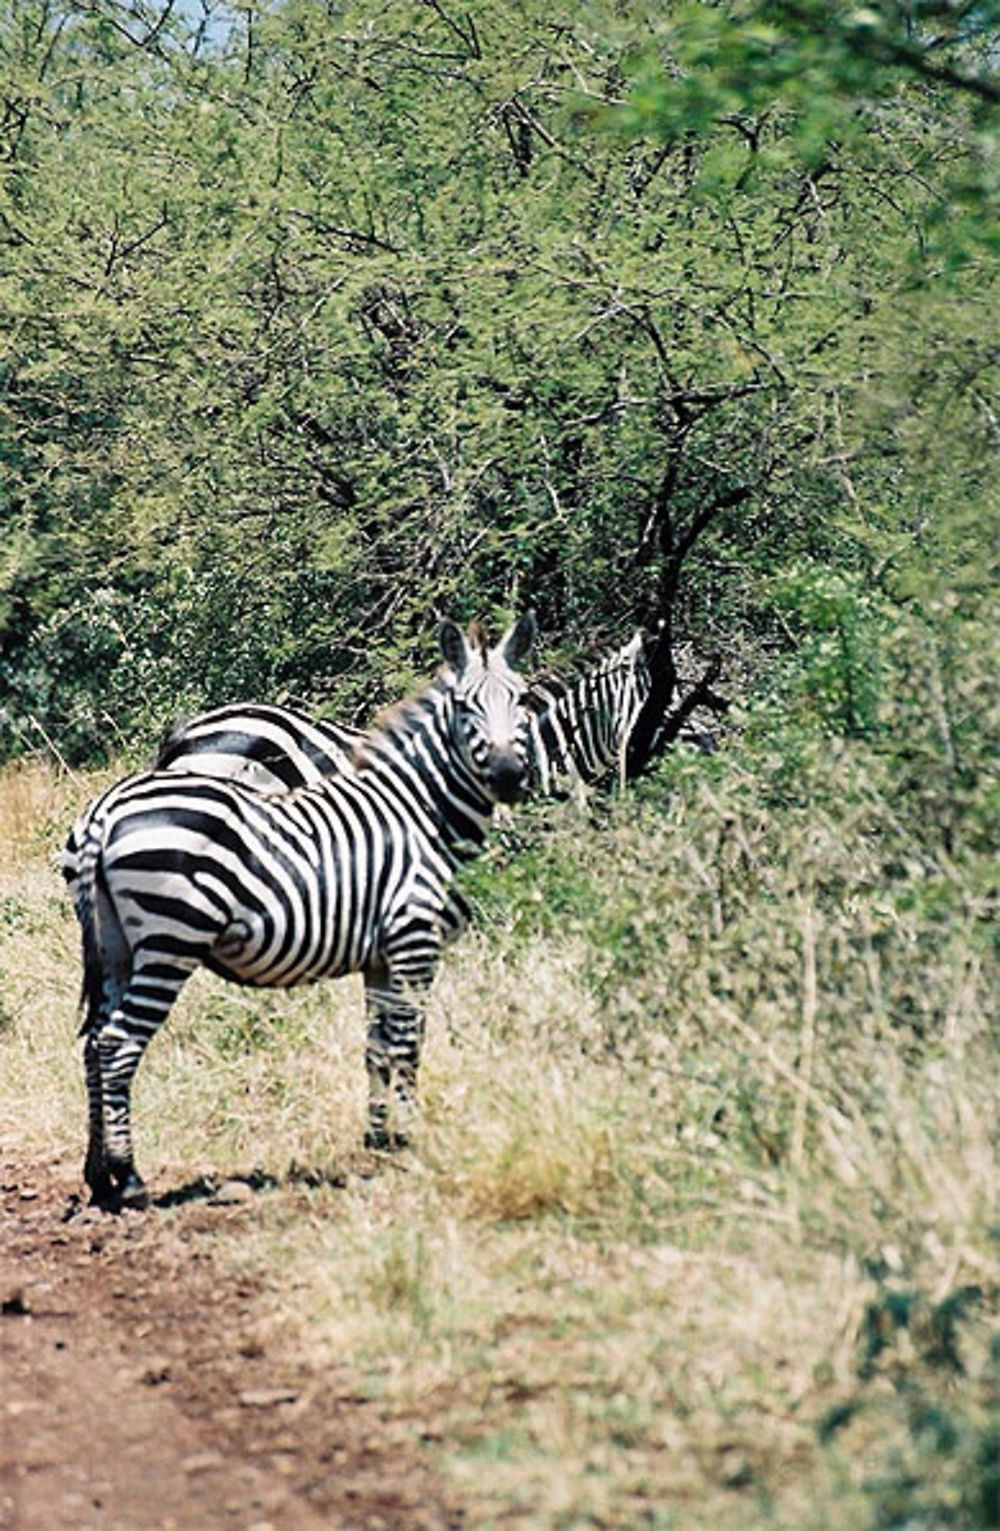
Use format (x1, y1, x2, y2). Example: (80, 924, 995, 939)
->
(60, 633, 654, 905)
(153, 633, 651, 797)
(155, 702, 360, 794)
(67, 615, 536, 1209)
(525, 632, 651, 796)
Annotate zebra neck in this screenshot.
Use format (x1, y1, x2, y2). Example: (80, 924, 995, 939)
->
(360, 695, 496, 858)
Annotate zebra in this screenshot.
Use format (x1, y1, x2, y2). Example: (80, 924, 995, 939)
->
(151, 631, 652, 797)
(524, 630, 651, 798)
(59, 633, 653, 905)
(59, 631, 657, 906)
(66, 614, 536, 1210)
(155, 701, 361, 795)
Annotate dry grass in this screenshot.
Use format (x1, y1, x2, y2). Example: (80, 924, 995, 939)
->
(1, 757, 997, 1528)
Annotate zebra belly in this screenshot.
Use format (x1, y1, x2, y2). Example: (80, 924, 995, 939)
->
(204, 912, 383, 989)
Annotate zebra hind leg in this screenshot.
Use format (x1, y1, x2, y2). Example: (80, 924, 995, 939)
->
(83, 1032, 148, 1212)
(94, 1020, 155, 1210)
(82, 1029, 115, 1207)
(79, 918, 129, 1209)
(93, 960, 197, 1210)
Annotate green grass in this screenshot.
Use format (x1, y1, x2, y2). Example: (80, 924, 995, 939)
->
(1, 751, 996, 1528)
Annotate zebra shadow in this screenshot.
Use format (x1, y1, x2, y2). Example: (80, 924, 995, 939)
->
(153, 1164, 350, 1209)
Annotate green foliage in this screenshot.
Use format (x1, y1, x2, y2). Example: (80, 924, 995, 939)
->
(768, 563, 890, 738)
(0, 0, 994, 767)
(1, 5, 995, 1486)
(620, 2, 1000, 152)
(472, 575, 996, 1055)
(453, 606, 997, 1519)
(820, 1276, 999, 1530)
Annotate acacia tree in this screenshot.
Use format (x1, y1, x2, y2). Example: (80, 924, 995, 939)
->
(0, 0, 995, 778)
(613, 0, 1000, 770)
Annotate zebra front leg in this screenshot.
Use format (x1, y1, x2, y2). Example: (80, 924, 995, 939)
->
(363, 965, 429, 1151)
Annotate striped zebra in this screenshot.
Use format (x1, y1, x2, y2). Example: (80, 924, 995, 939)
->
(155, 701, 360, 795)
(150, 631, 652, 798)
(524, 631, 650, 797)
(66, 615, 536, 1210)
(59, 634, 653, 901)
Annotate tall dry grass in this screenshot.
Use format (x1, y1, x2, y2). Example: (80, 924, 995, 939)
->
(1, 753, 996, 1528)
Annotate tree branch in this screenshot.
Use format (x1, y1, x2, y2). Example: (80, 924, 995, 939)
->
(626, 654, 726, 781)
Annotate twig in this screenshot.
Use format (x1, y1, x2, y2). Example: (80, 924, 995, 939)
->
(790, 893, 818, 1180)
(26, 716, 82, 783)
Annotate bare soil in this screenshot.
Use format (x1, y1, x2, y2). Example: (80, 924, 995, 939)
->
(1, 1157, 465, 1531)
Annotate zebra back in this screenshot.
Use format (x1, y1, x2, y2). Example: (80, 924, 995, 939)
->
(527, 631, 651, 795)
(155, 701, 360, 793)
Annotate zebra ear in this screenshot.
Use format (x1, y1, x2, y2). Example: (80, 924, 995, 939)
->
(498, 610, 537, 670)
(439, 619, 470, 675)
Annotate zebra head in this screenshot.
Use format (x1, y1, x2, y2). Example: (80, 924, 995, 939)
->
(440, 612, 537, 804)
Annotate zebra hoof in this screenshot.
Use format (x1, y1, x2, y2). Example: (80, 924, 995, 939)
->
(118, 1175, 150, 1211)
(364, 1128, 410, 1153)
(85, 1160, 118, 1211)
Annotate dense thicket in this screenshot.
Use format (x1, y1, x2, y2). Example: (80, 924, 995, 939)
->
(0, 0, 996, 794)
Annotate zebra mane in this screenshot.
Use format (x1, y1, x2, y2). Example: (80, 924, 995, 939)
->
(353, 675, 449, 769)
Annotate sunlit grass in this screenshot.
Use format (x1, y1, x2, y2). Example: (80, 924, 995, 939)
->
(1, 757, 996, 1528)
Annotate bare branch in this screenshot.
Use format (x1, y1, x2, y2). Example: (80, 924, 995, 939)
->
(626, 655, 727, 781)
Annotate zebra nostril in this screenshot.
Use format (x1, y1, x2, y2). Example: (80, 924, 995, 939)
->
(488, 751, 526, 803)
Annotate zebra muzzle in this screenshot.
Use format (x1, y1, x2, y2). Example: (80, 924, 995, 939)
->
(486, 749, 528, 804)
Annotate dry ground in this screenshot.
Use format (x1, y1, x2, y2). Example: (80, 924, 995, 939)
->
(1, 1154, 462, 1531)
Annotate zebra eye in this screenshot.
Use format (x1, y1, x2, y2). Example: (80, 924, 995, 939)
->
(451, 697, 479, 743)
(462, 710, 488, 748)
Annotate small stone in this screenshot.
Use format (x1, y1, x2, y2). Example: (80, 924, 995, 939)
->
(210, 1179, 255, 1206)
(139, 1356, 172, 1385)
(68, 1207, 108, 1228)
(238, 1388, 298, 1408)
(182, 1452, 225, 1475)
(1, 1288, 30, 1316)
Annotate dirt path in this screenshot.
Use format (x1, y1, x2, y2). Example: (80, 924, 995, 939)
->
(1, 1158, 464, 1531)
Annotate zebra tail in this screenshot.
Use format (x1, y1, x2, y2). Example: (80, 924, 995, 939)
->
(75, 813, 110, 1037)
